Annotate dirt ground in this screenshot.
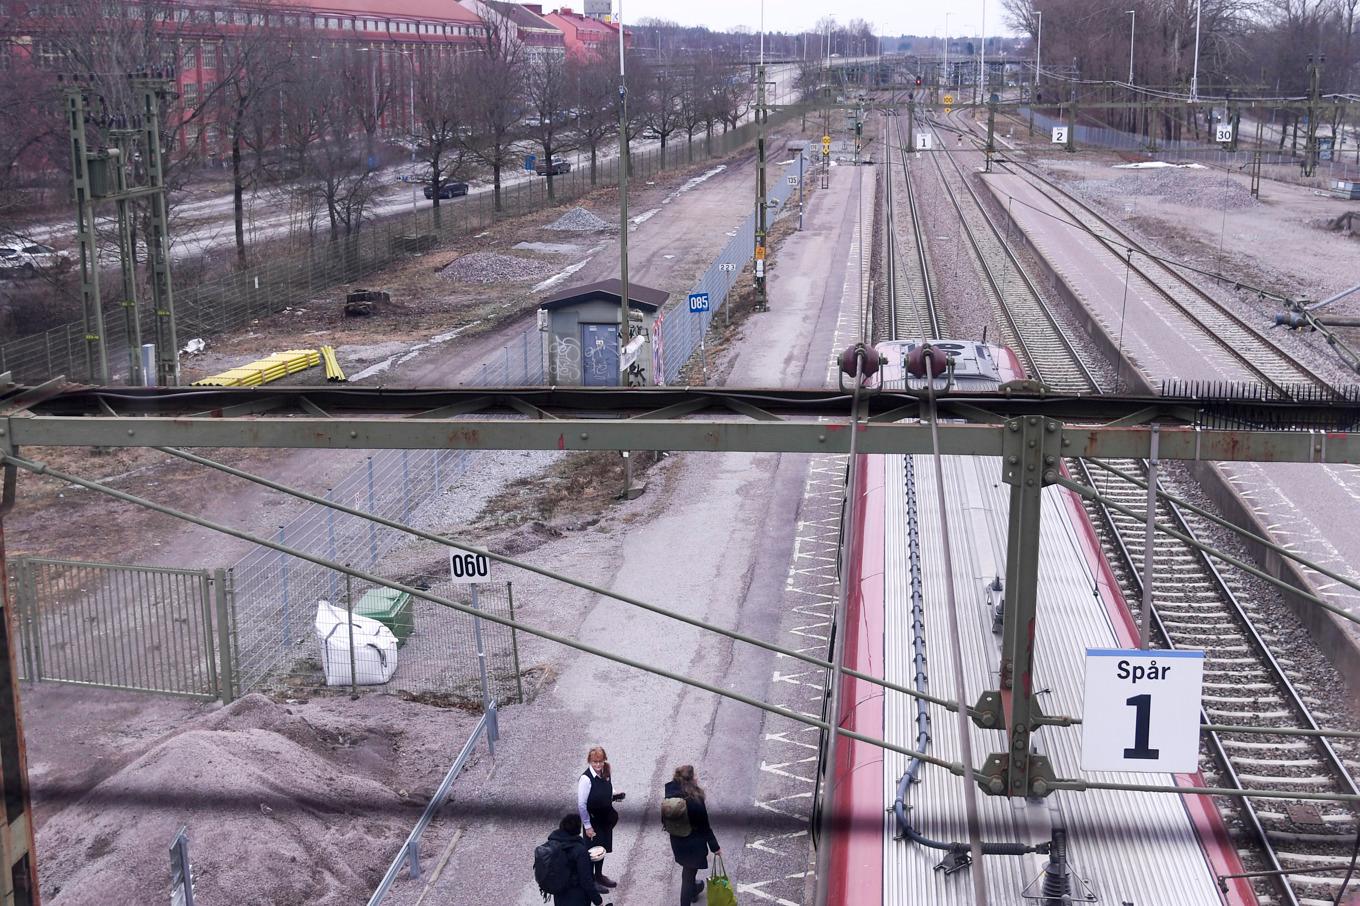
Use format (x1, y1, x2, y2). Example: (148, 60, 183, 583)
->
(26, 687, 479, 905)
(6, 122, 818, 904)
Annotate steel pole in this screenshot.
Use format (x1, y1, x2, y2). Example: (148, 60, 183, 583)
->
(1191, 0, 1202, 101)
(1127, 10, 1136, 84)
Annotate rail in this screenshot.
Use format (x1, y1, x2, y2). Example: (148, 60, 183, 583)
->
(367, 702, 498, 905)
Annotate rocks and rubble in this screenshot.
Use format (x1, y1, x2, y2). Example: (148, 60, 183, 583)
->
(544, 207, 611, 232)
(1072, 167, 1260, 211)
(440, 252, 552, 284)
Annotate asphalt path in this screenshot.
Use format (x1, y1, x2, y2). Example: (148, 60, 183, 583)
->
(379, 162, 867, 906)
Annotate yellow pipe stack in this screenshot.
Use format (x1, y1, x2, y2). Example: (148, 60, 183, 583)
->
(192, 349, 322, 387)
(320, 346, 346, 382)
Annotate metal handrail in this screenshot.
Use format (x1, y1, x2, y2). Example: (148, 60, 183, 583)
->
(367, 703, 497, 905)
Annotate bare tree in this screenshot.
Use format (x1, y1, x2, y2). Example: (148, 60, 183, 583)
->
(642, 58, 683, 158)
(525, 52, 577, 202)
(215, 9, 293, 265)
(570, 54, 617, 186)
(413, 52, 474, 228)
(461, 15, 526, 212)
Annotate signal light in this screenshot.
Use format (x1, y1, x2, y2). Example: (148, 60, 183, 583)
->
(915, 77, 923, 87)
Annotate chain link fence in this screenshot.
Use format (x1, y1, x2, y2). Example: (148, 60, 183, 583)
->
(1020, 107, 1360, 188)
(2, 113, 799, 384)
(652, 152, 807, 385)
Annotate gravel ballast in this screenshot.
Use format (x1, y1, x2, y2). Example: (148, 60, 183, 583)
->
(545, 207, 611, 232)
(440, 252, 552, 284)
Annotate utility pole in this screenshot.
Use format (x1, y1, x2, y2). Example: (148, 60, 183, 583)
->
(1303, 55, 1323, 177)
(65, 84, 108, 386)
(64, 73, 176, 386)
(135, 76, 178, 386)
(754, 62, 769, 311)
(985, 93, 997, 172)
(1250, 118, 1263, 198)
(616, 0, 631, 382)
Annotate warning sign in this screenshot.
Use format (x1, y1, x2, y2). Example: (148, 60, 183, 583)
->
(943, 94, 954, 105)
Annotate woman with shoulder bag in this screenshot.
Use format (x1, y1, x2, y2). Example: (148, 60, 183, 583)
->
(577, 746, 624, 891)
(663, 765, 721, 906)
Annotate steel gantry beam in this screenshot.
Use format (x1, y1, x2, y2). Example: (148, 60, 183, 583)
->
(4, 383, 1360, 463)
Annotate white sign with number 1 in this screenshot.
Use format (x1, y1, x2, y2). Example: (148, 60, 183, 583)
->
(1081, 648, 1204, 772)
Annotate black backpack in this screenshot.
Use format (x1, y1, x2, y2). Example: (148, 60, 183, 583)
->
(533, 838, 574, 899)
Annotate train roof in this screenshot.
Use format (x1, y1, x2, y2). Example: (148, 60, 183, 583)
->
(875, 453, 1231, 904)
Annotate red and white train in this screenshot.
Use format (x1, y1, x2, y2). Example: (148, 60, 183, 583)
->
(822, 339, 1255, 906)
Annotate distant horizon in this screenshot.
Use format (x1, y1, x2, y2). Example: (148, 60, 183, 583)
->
(608, 0, 1021, 40)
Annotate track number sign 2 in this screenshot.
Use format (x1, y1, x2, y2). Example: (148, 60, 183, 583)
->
(449, 550, 492, 584)
(1081, 648, 1204, 772)
(1051, 126, 1069, 144)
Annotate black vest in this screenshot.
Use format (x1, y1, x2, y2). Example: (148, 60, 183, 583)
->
(582, 769, 617, 829)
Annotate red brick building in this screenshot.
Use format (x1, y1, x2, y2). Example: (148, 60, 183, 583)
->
(541, 6, 628, 61)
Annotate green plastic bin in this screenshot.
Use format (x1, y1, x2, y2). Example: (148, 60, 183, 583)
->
(353, 588, 415, 647)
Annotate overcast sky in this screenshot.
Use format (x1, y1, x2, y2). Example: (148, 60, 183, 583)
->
(613, 0, 1015, 38)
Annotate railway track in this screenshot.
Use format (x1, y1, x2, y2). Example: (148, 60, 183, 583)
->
(912, 108, 1101, 394)
(1073, 457, 1360, 906)
(939, 109, 1338, 399)
(880, 109, 939, 343)
(902, 103, 1360, 905)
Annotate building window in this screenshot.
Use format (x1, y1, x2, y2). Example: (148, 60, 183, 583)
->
(182, 82, 198, 106)
(201, 44, 216, 70)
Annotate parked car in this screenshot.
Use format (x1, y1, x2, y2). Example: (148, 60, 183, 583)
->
(424, 181, 469, 200)
(0, 247, 24, 274)
(21, 243, 70, 271)
(535, 157, 572, 176)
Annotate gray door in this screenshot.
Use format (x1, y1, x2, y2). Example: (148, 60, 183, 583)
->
(580, 323, 619, 387)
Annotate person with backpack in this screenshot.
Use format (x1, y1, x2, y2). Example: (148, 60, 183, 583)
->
(535, 814, 604, 906)
(662, 765, 721, 906)
(577, 746, 623, 892)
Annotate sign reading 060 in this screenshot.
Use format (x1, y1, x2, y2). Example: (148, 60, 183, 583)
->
(449, 550, 493, 584)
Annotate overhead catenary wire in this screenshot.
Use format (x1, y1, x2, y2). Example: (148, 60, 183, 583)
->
(151, 445, 962, 711)
(0, 449, 966, 774)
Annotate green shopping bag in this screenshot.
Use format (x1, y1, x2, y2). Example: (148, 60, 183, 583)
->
(707, 854, 738, 906)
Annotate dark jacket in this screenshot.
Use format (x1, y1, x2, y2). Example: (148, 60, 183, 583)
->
(546, 828, 602, 906)
(664, 780, 721, 870)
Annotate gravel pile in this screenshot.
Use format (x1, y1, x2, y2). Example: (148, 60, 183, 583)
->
(545, 207, 611, 232)
(441, 252, 552, 283)
(1076, 168, 1259, 210)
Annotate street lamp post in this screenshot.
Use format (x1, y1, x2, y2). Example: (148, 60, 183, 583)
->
(1191, 0, 1202, 101)
(944, 13, 950, 91)
(1125, 10, 1136, 84)
(1035, 10, 1042, 87)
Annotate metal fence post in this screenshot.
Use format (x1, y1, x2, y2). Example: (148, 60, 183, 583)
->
(278, 525, 291, 650)
(170, 826, 194, 906)
(401, 450, 411, 524)
(470, 584, 495, 754)
(507, 581, 523, 704)
(327, 493, 338, 601)
(212, 568, 236, 704)
(366, 457, 378, 566)
(345, 570, 358, 699)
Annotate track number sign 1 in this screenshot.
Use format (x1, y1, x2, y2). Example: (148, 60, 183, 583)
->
(1081, 648, 1204, 772)
(449, 550, 492, 584)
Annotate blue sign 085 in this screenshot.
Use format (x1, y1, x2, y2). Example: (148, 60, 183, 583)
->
(688, 292, 711, 314)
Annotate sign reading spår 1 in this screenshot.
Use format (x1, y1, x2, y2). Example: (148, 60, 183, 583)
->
(1081, 648, 1204, 773)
